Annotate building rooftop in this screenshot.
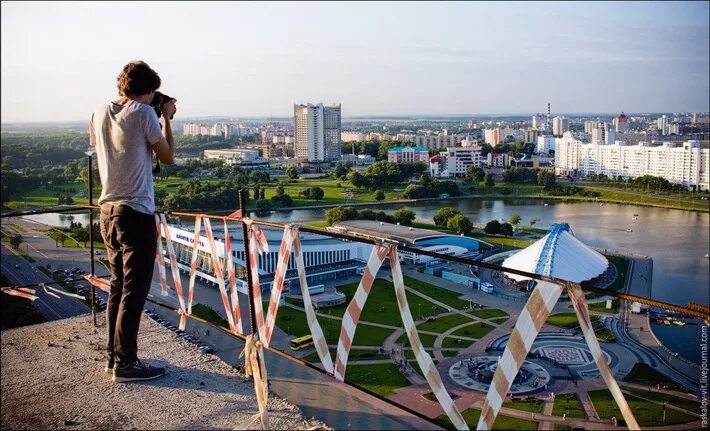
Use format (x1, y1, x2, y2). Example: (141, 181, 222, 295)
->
(388, 146, 429, 152)
(330, 220, 456, 245)
(1, 314, 327, 430)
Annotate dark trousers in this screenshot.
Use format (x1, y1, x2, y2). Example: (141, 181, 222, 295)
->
(100, 204, 157, 365)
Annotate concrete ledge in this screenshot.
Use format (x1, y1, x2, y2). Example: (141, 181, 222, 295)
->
(1, 314, 328, 430)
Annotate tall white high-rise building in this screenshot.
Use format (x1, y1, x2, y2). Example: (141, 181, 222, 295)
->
(590, 122, 616, 145)
(657, 115, 668, 135)
(294, 103, 342, 162)
(552, 116, 569, 136)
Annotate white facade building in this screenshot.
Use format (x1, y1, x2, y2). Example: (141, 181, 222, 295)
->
(294, 103, 342, 162)
(412, 134, 463, 149)
(537, 135, 556, 154)
(444, 146, 482, 177)
(555, 137, 710, 191)
(590, 122, 616, 146)
(484, 128, 502, 146)
(552, 116, 569, 136)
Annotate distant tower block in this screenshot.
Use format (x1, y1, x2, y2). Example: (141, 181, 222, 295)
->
(547, 103, 551, 131)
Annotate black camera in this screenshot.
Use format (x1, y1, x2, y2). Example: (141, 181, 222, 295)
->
(150, 91, 176, 120)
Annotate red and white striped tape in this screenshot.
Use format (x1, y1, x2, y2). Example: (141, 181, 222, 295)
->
(262, 226, 296, 347)
(567, 283, 639, 430)
(154, 214, 169, 297)
(223, 219, 243, 335)
(240, 335, 270, 430)
(292, 228, 334, 373)
(334, 244, 389, 381)
(202, 217, 238, 334)
(244, 218, 270, 341)
(158, 213, 189, 330)
(477, 281, 562, 430)
(186, 215, 203, 316)
(1, 286, 38, 301)
(388, 245, 468, 430)
(83, 274, 110, 293)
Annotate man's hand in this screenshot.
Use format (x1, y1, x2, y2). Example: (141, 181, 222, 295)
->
(162, 99, 177, 120)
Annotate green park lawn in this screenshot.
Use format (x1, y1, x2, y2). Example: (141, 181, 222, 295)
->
(588, 389, 698, 427)
(551, 393, 586, 418)
(435, 408, 538, 430)
(415, 313, 476, 333)
(503, 399, 545, 414)
(623, 363, 690, 392)
(588, 298, 621, 314)
(583, 186, 707, 211)
(344, 363, 410, 397)
(470, 308, 509, 319)
(260, 177, 405, 207)
(403, 276, 473, 309)
(440, 336, 476, 349)
(546, 313, 580, 328)
(303, 348, 390, 363)
(450, 322, 494, 339)
(622, 387, 701, 414)
(397, 331, 438, 349)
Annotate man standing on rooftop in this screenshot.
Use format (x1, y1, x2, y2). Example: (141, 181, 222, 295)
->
(90, 61, 176, 382)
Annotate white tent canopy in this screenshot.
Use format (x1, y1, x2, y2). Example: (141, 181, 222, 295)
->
(502, 223, 609, 283)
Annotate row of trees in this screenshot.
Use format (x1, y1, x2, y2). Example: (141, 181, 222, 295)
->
(432, 207, 473, 235)
(324, 206, 416, 226)
(348, 161, 428, 190)
(403, 174, 462, 199)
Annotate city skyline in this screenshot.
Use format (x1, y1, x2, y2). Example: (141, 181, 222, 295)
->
(1, 1, 709, 123)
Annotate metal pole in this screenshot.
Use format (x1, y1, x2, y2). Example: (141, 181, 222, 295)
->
(239, 190, 258, 336)
(86, 152, 97, 327)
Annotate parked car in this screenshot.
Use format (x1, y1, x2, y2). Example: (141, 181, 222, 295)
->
(199, 346, 215, 354)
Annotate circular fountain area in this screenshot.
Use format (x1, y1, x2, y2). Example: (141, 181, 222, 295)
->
(448, 356, 551, 394)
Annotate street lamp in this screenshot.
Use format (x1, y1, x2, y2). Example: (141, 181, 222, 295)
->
(85, 150, 97, 327)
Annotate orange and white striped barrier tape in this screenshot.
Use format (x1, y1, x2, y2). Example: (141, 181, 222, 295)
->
(568, 283, 639, 430)
(202, 217, 239, 335)
(292, 227, 334, 373)
(154, 214, 169, 297)
(186, 215, 204, 317)
(477, 281, 562, 430)
(157, 213, 189, 330)
(388, 245, 468, 430)
(477, 281, 639, 430)
(222, 218, 243, 335)
(244, 218, 270, 341)
(1, 286, 38, 301)
(262, 226, 296, 347)
(240, 334, 270, 430)
(83, 274, 110, 293)
(334, 244, 389, 381)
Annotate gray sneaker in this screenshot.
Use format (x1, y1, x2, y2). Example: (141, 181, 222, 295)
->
(112, 360, 165, 383)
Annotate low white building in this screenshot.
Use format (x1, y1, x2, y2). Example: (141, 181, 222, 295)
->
(203, 149, 269, 168)
(444, 146, 482, 177)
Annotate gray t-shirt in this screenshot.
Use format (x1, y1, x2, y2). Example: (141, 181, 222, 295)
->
(90, 100, 163, 214)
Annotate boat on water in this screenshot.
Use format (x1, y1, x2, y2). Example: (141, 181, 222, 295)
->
(663, 320, 671, 326)
(673, 320, 686, 326)
(705, 254, 709, 258)
(655, 319, 664, 325)
(626, 229, 633, 232)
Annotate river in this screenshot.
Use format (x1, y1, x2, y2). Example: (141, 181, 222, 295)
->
(23, 198, 710, 363)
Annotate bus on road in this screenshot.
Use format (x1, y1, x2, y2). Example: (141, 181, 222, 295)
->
(290, 335, 314, 351)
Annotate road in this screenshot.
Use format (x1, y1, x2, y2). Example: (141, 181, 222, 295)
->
(1, 244, 89, 320)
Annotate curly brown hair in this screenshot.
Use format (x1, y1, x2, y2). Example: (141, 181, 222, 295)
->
(117, 61, 161, 97)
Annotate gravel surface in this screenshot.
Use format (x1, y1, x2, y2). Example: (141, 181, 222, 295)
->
(1, 314, 329, 430)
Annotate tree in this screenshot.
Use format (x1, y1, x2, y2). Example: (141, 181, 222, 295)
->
(325, 206, 359, 225)
(392, 208, 416, 226)
(286, 167, 299, 179)
(333, 162, 350, 179)
(510, 213, 521, 225)
(48, 229, 64, 247)
(433, 207, 460, 226)
(348, 171, 368, 189)
(484, 173, 495, 188)
(484, 220, 501, 235)
(447, 214, 473, 235)
(374, 190, 385, 201)
(537, 170, 556, 188)
(9, 234, 23, 250)
(310, 186, 324, 201)
(467, 166, 485, 183)
(530, 218, 539, 226)
(301, 188, 311, 198)
(276, 184, 285, 196)
(255, 199, 273, 214)
(500, 222, 514, 236)
(402, 184, 425, 199)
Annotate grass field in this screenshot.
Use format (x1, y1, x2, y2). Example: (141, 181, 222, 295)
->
(623, 363, 690, 392)
(344, 363, 410, 397)
(470, 308, 509, 319)
(440, 336, 477, 349)
(415, 313, 476, 333)
(450, 322, 494, 339)
(588, 389, 698, 427)
(551, 393, 586, 418)
(435, 408, 538, 430)
(622, 387, 701, 414)
(582, 186, 708, 211)
(397, 331, 438, 349)
(546, 313, 580, 328)
(403, 276, 473, 309)
(503, 399, 545, 414)
(588, 298, 621, 314)
(303, 348, 390, 363)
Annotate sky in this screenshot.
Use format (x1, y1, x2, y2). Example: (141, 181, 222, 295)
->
(1, 1, 709, 123)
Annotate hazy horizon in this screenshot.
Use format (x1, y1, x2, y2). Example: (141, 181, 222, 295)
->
(2, 1, 708, 123)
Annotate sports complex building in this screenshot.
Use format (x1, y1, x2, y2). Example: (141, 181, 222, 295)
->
(161, 220, 482, 294)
